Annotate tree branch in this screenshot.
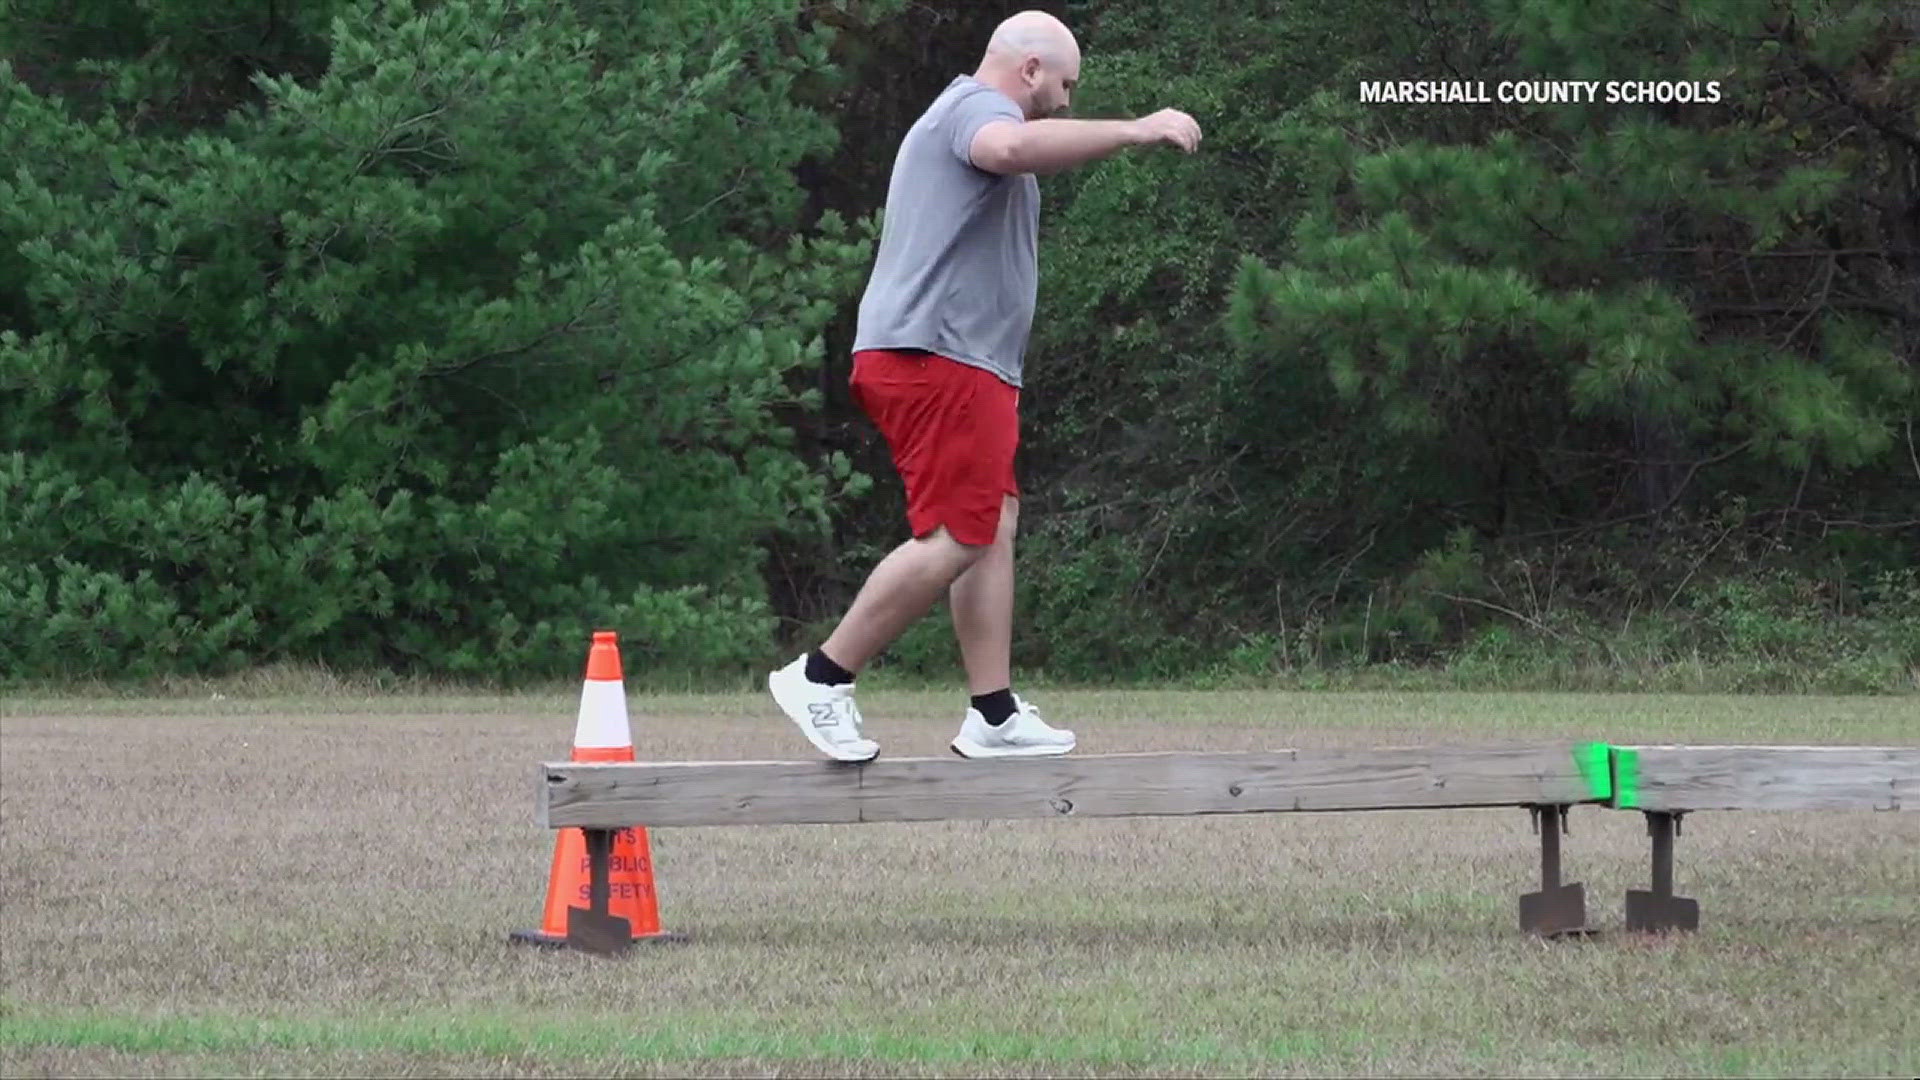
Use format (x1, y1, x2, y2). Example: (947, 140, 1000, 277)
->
(1705, 300, 1915, 322)
(1429, 589, 1621, 665)
(1659, 518, 1739, 614)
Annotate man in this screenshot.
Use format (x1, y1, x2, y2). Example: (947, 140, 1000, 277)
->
(768, 10, 1202, 762)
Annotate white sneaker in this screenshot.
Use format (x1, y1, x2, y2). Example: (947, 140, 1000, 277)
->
(768, 655, 879, 762)
(950, 694, 1075, 759)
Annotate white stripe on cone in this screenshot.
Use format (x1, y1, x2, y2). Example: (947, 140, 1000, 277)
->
(572, 679, 632, 750)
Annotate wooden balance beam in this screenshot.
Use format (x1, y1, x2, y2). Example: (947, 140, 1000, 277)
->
(1606, 745, 1920, 932)
(537, 743, 1615, 952)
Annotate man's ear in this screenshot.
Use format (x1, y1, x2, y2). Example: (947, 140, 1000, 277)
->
(1021, 55, 1042, 86)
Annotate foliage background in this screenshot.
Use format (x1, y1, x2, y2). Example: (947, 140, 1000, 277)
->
(3, 0, 1915, 689)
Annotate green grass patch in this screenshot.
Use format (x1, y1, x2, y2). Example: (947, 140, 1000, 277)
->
(0, 1007, 1334, 1072)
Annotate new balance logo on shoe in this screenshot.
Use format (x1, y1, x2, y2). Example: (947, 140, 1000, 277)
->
(770, 655, 879, 762)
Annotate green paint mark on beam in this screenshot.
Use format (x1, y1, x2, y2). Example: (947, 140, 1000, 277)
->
(1613, 747, 1640, 809)
(1573, 742, 1611, 801)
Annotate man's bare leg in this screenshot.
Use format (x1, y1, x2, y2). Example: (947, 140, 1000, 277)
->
(819, 527, 987, 673)
(942, 494, 1073, 756)
(949, 495, 1018, 694)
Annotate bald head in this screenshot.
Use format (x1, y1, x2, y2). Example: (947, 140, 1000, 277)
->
(985, 10, 1078, 68)
(975, 10, 1080, 120)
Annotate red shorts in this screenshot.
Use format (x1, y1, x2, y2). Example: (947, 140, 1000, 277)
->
(850, 349, 1019, 547)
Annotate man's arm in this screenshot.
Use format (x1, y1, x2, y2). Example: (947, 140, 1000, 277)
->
(969, 109, 1200, 176)
(970, 119, 1141, 176)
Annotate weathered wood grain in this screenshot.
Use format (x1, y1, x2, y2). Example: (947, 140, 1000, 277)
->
(538, 744, 1602, 829)
(1612, 745, 1920, 812)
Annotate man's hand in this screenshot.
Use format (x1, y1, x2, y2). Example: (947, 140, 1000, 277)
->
(1131, 108, 1202, 153)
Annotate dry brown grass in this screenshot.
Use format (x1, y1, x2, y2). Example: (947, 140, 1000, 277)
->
(2, 690, 1916, 1077)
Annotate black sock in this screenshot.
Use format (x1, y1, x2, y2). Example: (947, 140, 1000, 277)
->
(972, 688, 1017, 726)
(805, 649, 854, 686)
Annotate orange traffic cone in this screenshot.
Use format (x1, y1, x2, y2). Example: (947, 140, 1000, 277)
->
(511, 630, 676, 948)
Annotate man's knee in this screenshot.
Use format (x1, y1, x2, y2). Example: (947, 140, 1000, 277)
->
(963, 498, 1018, 553)
(916, 501, 1016, 565)
(915, 525, 994, 570)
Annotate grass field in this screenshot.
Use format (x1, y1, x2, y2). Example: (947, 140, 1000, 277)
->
(3, 689, 1916, 1077)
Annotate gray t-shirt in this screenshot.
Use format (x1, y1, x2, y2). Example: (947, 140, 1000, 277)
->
(852, 76, 1040, 388)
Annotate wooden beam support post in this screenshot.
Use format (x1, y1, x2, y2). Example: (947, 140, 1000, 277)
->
(1624, 811, 1698, 933)
(1518, 804, 1594, 937)
(564, 828, 632, 955)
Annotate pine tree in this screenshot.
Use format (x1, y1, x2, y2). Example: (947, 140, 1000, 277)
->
(0, 0, 878, 678)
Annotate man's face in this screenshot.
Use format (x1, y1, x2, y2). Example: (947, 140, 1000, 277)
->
(1021, 53, 1080, 119)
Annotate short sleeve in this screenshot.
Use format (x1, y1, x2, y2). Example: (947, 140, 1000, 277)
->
(947, 86, 1024, 169)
